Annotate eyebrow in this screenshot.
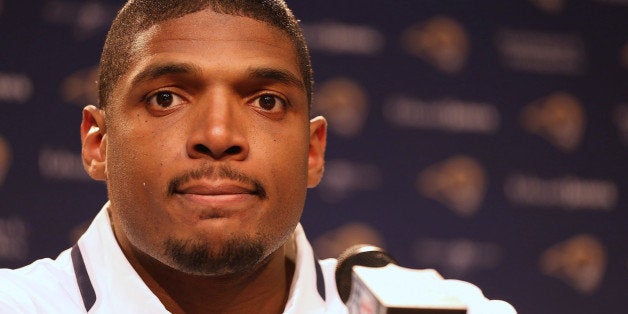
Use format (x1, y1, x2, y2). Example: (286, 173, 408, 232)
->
(128, 62, 304, 91)
(248, 67, 304, 90)
(130, 62, 202, 87)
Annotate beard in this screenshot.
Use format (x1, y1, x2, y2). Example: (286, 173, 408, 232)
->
(164, 236, 266, 276)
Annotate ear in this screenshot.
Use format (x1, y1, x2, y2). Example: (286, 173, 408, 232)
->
(81, 105, 107, 181)
(307, 116, 327, 188)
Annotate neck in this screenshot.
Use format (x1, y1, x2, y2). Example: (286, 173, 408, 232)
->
(125, 244, 295, 314)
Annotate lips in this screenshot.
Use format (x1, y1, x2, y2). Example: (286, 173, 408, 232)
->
(176, 182, 257, 196)
(167, 166, 267, 200)
(171, 180, 262, 217)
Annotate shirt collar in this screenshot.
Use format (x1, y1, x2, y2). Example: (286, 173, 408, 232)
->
(76, 202, 327, 313)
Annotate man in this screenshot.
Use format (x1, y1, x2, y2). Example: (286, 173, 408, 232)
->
(0, 1, 515, 313)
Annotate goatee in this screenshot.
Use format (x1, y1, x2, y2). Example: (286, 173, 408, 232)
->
(164, 236, 266, 276)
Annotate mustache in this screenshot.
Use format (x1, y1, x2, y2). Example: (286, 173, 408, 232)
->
(167, 165, 267, 199)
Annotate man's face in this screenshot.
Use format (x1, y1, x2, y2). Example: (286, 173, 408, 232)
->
(81, 9, 326, 275)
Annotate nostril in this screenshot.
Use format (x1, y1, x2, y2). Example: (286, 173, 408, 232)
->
(192, 144, 241, 157)
(194, 144, 211, 155)
(225, 146, 242, 155)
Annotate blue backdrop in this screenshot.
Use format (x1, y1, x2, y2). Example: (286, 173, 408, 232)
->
(0, 1, 626, 313)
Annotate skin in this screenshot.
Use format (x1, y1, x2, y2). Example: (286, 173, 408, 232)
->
(80, 9, 327, 314)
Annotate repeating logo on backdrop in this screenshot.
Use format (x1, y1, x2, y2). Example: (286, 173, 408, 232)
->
(529, 0, 566, 13)
(614, 104, 628, 145)
(496, 30, 585, 75)
(414, 238, 502, 276)
(0, 135, 11, 187)
(39, 147, 91, 181)
(622, 42, 628, 69)
(383, 96, 500, 134)
(314, 78, 369, 138)
(302, 22, 384, 55)
(504, 174, 618, 211)
(69, 221, 91, 244)
(0, 217, 29, 261)
(416, 155, 486, 217)
(0, 73, 34, 103)
(62, 66, 99, 106)
(318, 160, 382, 203)
(312, 222, 386, 259)
(540, 234, 606, 294)
(401, 16, 469, 74)
(42, 1, 117, 39)
(520, 92, 585, 152)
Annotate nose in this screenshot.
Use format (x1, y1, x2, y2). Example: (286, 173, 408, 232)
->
(186, 93, 249, 161)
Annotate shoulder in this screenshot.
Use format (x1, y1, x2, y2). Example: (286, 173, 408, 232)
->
(0, 249, 84, 313)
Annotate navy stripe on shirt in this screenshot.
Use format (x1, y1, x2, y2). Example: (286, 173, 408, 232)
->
(71, 244, 97, 311)
(314, 257, 326, 300)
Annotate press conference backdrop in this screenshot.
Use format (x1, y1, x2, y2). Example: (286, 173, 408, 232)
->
(0, 0, 626, 313)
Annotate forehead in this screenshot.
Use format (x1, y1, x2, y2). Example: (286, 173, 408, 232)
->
(127, 9, 301, 78)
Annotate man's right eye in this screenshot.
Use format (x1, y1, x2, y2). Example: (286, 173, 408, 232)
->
(146, 90, 186, 112)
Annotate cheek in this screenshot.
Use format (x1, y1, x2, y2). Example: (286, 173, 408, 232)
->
(104, 131, 176, 254)
(107, 132, 152, 188)
(106, 114, 182, 179)
(263, 132, 310, 212)
(104, 122, 176, 219)
(249, 117, 310, 185)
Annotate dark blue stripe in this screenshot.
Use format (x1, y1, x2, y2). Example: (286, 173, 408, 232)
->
(71, 244, 96, 311)
(314, 257, 326, 300)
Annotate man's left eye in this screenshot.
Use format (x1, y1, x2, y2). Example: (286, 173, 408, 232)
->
(254, 94, 286, 112)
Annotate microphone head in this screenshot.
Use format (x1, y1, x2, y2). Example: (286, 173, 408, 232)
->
(334, 244, 398, 303)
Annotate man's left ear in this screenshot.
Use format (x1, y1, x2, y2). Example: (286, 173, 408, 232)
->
(307, 116, 327, 188)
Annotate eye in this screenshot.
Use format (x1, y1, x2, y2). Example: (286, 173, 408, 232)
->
(146, 90, 186, 111)
(253, 94, 287, 113)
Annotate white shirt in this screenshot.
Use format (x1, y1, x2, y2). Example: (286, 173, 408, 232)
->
(0, 203, 515, 313)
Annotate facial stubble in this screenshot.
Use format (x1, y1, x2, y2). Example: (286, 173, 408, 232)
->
(163, 165, 271, 276)
(164, 235, 267, 276)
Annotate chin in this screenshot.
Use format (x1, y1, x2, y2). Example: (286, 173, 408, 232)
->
(162, 234, 268, 276)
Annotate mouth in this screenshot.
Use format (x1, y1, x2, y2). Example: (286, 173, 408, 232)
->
(170, 181, 265, 215)
(174, 181, 261, 197)
(167, 166, 267, 200)
(166, 166, 269, 219)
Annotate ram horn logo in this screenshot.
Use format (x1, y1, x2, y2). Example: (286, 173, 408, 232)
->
(0, 135, 11, 186)
(540, 234, 606, 294)
(314, 77, 369, 138)
(402, 16, 469, 74)
(521, 92, 585, 152)
(312, 222, 385, 259)
(416, 155, 486, 217)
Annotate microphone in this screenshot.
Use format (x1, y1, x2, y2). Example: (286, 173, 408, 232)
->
(335, 244, 467, 314)
(335, 244, 399, 303)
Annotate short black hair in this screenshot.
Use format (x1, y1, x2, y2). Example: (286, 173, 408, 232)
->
(98, 0, 312, 108)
